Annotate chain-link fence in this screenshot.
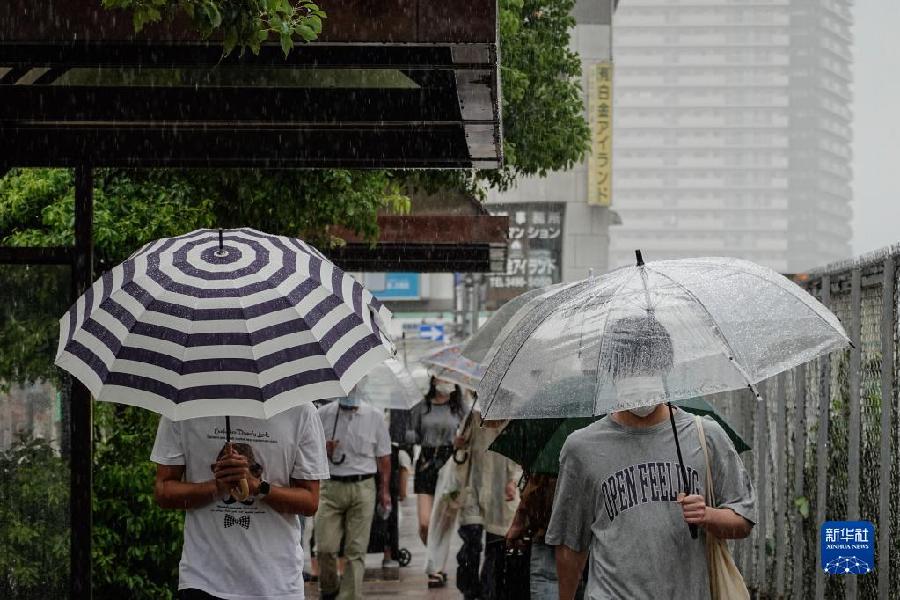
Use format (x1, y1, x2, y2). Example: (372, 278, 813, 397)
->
(708, 247, 900, 599)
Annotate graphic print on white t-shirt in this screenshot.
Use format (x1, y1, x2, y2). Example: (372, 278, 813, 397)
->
(151, 403, 329, 600)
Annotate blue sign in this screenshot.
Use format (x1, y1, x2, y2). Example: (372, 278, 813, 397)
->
(419, 324, 445, 342)
(821, 521, 875, 575)
(370, 273, 420, 300)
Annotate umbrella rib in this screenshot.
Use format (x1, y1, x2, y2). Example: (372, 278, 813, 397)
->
(589, 269, 647, 416)
(713, 264, 849, 343)
(94, 281, 155, 400)
(236, 279, 263, 409)
(643, 265, 760, 397)
(479, 279, 594, 418)
(655, 259, 848, 343)
(176, 289, 202, 412)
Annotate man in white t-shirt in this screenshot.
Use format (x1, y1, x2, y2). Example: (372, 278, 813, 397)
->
(151, 403, 329, 600)
(316, 396, 392, 600)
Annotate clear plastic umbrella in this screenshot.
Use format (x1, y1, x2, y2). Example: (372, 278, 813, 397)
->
(420, 345, 486, 390)
(351, 358, 423, 410)
(459, 286, 552, 363)
(479, 252, 850, 420)
(419, 284, 571, 391)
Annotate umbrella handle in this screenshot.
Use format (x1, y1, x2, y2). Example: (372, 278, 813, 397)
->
(330, 452, 346, 465)
(667, 403, 699, 540)
(453, 449, 469, 465)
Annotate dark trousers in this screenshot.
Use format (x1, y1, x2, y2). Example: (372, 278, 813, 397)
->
(457, 524, 505, 600)
(178, 589, 226, 600)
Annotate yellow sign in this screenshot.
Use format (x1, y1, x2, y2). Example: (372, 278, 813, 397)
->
(587, 62, 613, 207)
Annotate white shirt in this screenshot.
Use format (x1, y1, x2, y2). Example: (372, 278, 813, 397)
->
(317, 402, 391, 477)
(151, 403, 329, 600)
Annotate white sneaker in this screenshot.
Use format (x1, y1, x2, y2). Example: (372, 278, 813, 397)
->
(382, 559, 400, 569)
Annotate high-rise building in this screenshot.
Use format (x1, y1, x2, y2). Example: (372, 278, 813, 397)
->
(610, 0, 853, 273)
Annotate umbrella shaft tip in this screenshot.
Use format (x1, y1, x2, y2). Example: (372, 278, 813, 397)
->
(635, 249, 645, 267)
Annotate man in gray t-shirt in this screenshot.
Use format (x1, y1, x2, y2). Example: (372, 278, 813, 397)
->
(545, 314, 756, 599)
(545, 408, 755, 599)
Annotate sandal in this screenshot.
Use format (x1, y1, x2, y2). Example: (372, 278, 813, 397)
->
(427, 572, 447, 588)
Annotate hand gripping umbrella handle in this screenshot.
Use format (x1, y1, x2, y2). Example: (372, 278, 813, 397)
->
(224, 416, 251, 501)
(667, 403, 699, 540)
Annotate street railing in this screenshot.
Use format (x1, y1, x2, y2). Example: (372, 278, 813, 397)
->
(709, 245, 900, 599)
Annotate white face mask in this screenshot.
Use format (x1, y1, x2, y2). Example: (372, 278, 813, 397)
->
(628, 404, 659, 418)
(434, 381, 456, 396)
(616, 376, 666, 418)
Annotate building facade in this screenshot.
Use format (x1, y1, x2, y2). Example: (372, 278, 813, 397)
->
(610, 0, 853, 273)
(486, 0, 619, 296)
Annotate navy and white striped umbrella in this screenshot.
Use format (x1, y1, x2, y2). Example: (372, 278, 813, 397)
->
(55, 228, 394, 421)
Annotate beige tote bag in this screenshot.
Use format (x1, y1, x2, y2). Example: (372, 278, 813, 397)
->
(695, 416, 751, 600)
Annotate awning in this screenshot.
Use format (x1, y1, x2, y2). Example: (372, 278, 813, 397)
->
(0, 0, 502, 169)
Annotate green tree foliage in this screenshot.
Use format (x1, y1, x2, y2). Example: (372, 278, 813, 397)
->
(0, 167, 406, 596)
(0, 434, 69, 598)
(411, 0, 591, 192)
(497, 0, 590, 182)
(101, 0, 326, 56)
(92, 404, 185, 599)
(0, 167, 407, 384)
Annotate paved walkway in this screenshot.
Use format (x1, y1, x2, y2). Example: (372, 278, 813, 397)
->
(304, 494, 463, 599)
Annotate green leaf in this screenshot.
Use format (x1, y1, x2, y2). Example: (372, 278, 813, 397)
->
(279, 32, 293, 57)
(223, 27, 238, 55)
(794, 496, 810, 519)
(295, 23, 317, 41)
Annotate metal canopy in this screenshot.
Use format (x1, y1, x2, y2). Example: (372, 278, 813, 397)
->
(0, 0, 502, 169)
(330, 215, 508, 272)
(0, 214, 509, 273)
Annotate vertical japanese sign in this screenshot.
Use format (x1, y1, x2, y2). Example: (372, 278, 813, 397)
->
(588, 62, 613, 207)
(486, 203, 565, 308)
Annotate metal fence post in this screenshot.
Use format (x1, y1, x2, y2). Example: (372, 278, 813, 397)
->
(775, 372, 788, 596)
(847, 268, 862, 600)
(755, 384, 769, 595)
(792, 364, 808, 597)
(815, 275, 831, 600)
(878, 256, 895, 599)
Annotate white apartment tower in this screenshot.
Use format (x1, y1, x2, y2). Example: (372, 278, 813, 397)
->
(610, 0, 853, 273)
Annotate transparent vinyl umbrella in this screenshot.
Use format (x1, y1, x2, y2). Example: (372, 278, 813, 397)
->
(478, 252, 850, 539)
(350, 358, 423, 410)
(420, 344, 486, 390)
(479, 252, 850, 420)
(420, 284, 571, 390)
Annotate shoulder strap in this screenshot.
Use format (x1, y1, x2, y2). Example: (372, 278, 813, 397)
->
(694, 415, 716, 506)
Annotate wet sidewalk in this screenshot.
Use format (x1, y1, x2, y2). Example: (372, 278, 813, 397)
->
(304, 494, 463, 599)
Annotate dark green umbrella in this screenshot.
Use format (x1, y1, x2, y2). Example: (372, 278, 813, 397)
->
(489, 396, 750, 475)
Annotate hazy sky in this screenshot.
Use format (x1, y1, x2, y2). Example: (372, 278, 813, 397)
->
(852, 0, 900, 255)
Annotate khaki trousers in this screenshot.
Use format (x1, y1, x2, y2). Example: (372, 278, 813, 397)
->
(315, 478, 376, 600)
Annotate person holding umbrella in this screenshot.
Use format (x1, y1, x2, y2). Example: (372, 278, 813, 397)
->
(478, 252, 850, 599)
(55, 228, 398, 600)
(545, 313, 756, 600)
(316, 394, 392, 600)
(152, 404, 330, 600)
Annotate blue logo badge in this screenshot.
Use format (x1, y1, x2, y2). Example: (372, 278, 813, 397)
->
(821, 521, 875, 575)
